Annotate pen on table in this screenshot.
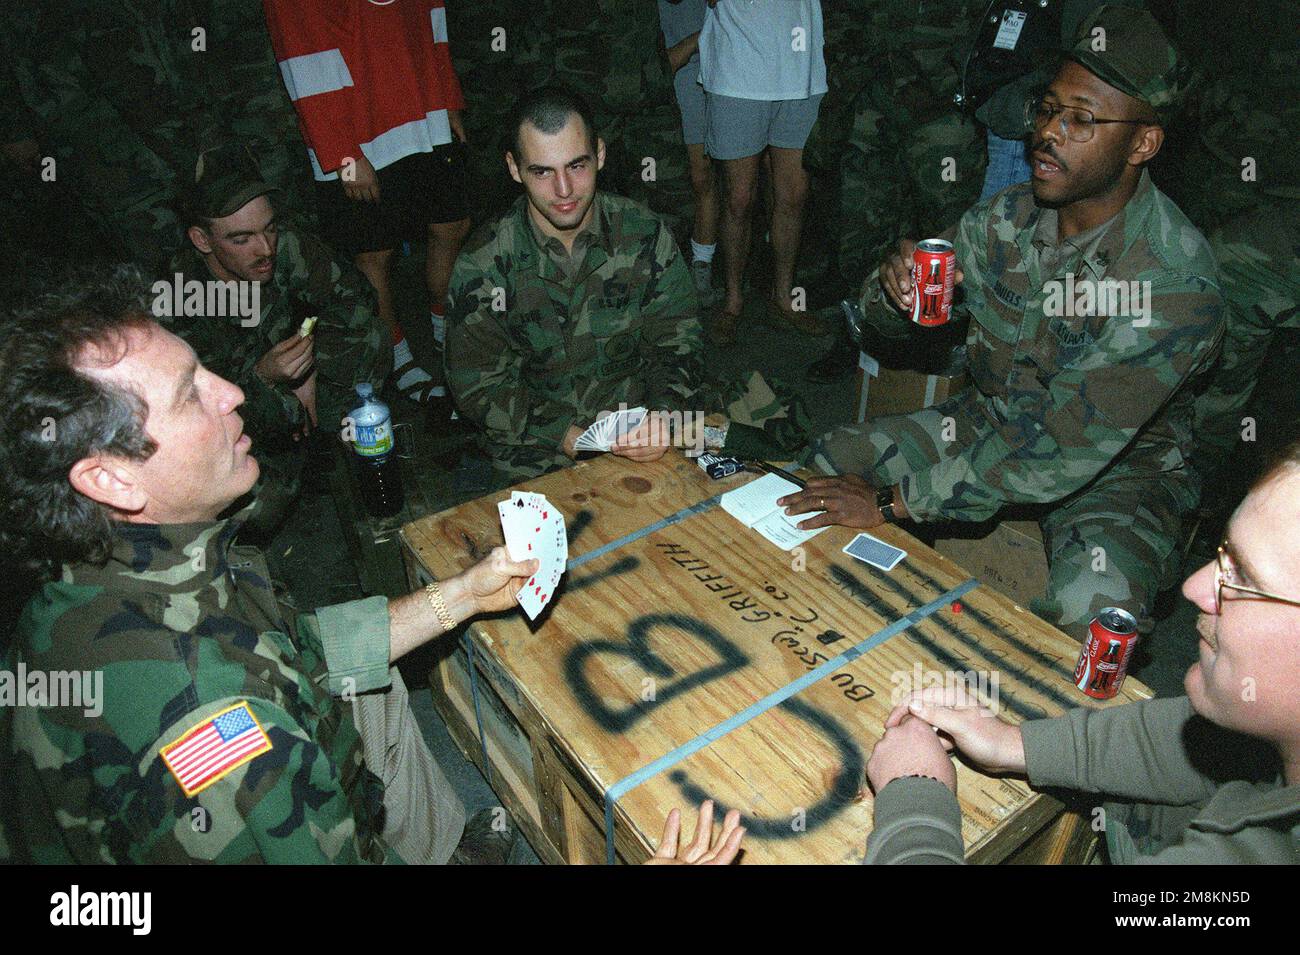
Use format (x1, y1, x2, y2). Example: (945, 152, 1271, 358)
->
(747, 460, 806, 489)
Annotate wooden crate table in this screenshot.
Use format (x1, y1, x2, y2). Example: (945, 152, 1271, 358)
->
(400, 452, 1151, 864)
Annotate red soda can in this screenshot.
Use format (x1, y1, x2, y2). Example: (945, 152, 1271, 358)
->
(1073, 607, 1138, 700)
(910, 239, 956, 326)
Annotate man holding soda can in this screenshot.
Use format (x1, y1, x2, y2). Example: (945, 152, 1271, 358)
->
(781, 7, 1224, 643)
(861, 442, 1300, 864)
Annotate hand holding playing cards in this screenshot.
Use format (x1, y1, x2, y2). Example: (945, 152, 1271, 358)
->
(779, 475, 886, 530)
(610, 413, 671, 462)
(498, 492, 568, 620)
(464, 547, 540, 615)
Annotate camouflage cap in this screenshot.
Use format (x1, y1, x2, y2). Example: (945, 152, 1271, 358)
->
(185, 143, 276, 222)
(1066, 6, 1188, 120)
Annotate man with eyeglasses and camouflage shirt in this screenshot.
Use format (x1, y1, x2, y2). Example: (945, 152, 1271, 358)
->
(785, 7, 1224, 644)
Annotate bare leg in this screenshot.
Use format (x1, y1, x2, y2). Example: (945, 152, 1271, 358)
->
(358, 246, 436, 396)
(425, 217, 472, 315)
(685, 143, 718, 247)
(719, 152, 762, 317)
(354, 247, 399, 343)
(761, 149, 775, 241)
(767, 146, 810, 311)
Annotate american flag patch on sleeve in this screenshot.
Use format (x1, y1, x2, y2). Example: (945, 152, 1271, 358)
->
(161, 702, 273, 797)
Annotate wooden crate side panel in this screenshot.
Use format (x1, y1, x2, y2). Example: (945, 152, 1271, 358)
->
(428, 647, 561, 862)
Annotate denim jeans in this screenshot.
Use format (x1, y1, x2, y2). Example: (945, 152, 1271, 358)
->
(980, 128, 1032, 200)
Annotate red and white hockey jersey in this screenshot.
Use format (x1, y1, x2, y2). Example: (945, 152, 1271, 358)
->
(264, 0, 465, 180)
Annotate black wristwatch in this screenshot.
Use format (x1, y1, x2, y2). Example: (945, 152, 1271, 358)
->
(876, 486, 897, 524)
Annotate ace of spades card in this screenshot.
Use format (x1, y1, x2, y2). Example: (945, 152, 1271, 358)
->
(497, 491, 568, 620)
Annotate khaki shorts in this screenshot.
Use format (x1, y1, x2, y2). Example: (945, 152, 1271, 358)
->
(352, 666, 466, 864)
(704, 91, 824, 159)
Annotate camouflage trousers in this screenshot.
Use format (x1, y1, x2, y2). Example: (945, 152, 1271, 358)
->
(1193, 204, 1300, 464)
(811, 402, 1190, 641)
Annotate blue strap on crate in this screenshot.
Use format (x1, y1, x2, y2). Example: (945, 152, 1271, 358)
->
(459, 490, 726, 783)
(565, 491, 726, 571)
(601, 576, 979, 864)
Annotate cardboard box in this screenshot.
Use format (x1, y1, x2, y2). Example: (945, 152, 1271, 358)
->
(854, 351, 969, 423)
(933, 519, 1048, 609)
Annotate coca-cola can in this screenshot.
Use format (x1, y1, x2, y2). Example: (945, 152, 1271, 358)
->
(1073, 608, 1138, 700)
(910, 239, 956, 326)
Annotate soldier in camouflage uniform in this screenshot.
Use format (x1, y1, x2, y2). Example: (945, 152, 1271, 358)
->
(804, 0, 987, 289)
(163, 144, 390, 534)
(2, 1, 314, 271)
(444, 0, 693, 234)
(0, 266, 538, 863)
(445, 88, 702, 481)
(1191, 207, 1299, 471)
(784, 9, 1224, 641)
(804, 0, 988, 380)
(445, 88, 812, 484)
(1158, 5, 1300, 475)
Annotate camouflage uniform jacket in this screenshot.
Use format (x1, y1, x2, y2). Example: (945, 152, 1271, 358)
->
(166, 227, 389, 451)
(863, 171, 1224, 523)
(866, 697, 1300, 864)
(445, 192, 704, 478)
(0, 516, 399, 863)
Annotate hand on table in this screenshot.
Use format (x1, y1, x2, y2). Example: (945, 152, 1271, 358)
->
(866, 714, 958, 795)
(777, 474, 897, 530)
(879, 238, 964, 313)
(611, 413, 671, 463)
(884, 688, 1026, 775)
(645, 800, 745, 865)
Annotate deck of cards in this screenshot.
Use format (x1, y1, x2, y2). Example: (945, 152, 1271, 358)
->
(497, 491, 568, 620)
(842, 532, 907, 572)
(573, 406, 647, 453)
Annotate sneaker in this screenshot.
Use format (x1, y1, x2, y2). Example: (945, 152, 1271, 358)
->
(449, 807, 517, 865)
(392, 338, 443, 404)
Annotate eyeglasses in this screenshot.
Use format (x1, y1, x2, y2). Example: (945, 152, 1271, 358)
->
(1025, 99, 1157, 143)
(1213, 542, 1300, 615)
